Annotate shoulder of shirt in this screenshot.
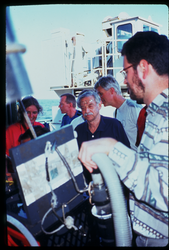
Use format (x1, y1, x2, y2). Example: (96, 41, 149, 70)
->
(101, 115, 121, 125)
(75, 120, 87, 131)
(147, 88, 168, 113)
(34, 121, 45, 127)
(71, 115, 84, 124)
(76, 110, 82, 116)
(101, 115, 115, 121)
(62, 114, 69, 121)
(157, 88, 168, 103)
(161, 87, 168, 97)
(6, 122, 21, 130)
(126, 99, 142, 109)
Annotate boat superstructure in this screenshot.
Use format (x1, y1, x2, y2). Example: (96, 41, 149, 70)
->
(40, 12, 160, 129)
(42, 12, 160, 98)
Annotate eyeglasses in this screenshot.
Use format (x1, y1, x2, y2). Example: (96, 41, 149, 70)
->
(120, 64, 136, 79)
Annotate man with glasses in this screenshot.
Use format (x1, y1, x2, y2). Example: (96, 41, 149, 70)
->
(78, 31, 168, 247)
(94, 75, 142, 151)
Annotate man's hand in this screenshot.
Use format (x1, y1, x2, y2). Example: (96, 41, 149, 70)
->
(78, 138, 117, 173)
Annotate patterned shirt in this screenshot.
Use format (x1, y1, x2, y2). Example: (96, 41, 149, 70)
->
(108, 88, 168, 239)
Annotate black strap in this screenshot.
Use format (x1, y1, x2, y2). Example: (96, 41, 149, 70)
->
(115, 108, 117, 118)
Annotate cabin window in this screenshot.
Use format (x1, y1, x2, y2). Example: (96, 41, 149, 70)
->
(143, 24, 150, 31)
(106, 41, 112, 54)
(143, 25, 158, 33)
(106, 28, 112, 37)
(92, 56, 102, 68)
(88, 59, 91, 73)
(106, 55, 113, 67)
(151, 27, 158, 33)
(117, 23, 132, 52)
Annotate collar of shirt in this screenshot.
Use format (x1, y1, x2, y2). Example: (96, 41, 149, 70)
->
(84, 115, 105, 135)
(71, 110, 81, 119)
(146, 88, 168, 117)
(117, 99, 127, 114)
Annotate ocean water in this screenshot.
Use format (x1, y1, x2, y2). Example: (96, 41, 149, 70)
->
(36, 99, 60, 122)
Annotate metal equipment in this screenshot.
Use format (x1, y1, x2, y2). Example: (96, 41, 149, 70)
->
(7, 124, 133, 246)
(8, 125, 88, 236)
(92, 153, 132, 246)
(90, 168, 115, 246)
(6, 7, 33, 104)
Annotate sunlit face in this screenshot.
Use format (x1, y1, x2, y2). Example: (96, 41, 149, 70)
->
(96, 86, 112, 106)
(59, 96, 70, 114)
(80, 96, 101, 122)
(123, 56, 144, 104)
(26, 105, 38, 125)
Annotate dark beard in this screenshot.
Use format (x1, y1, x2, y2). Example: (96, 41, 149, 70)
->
(129, 73, 145, 104)
(136, 98, 144, 105)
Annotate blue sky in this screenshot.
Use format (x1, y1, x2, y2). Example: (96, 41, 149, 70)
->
(9, 4, 168, 99)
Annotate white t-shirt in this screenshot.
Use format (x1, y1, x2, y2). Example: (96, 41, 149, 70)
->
(71, 115, 85, 129)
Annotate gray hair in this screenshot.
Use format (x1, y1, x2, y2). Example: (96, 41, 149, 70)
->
(94, 75, 122, 95)
(77, 89, 101, 108)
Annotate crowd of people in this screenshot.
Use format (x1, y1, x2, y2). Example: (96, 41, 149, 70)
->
(6, 31, 168, 247)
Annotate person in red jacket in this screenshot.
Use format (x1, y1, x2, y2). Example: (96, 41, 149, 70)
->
(6, 96, 44, 157)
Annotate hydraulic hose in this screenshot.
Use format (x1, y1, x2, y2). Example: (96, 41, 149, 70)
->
(54, 143, 88, 194)
(92, 153, 132, 247)
(7, 214, 39, 246)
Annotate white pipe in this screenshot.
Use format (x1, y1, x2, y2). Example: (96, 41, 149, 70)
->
(6, 43, 26, 54)
(92, 153, 132, 246)
(7, 214, 39, 246)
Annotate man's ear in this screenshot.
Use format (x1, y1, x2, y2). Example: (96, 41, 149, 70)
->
(98, 101, 102, 110)
(109, 87, 115, 95)
(137, 59, 149, 80)
(69, 102, 73, 108)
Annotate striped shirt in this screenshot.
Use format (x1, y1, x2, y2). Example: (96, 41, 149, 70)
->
(109, 88, 168, 239)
